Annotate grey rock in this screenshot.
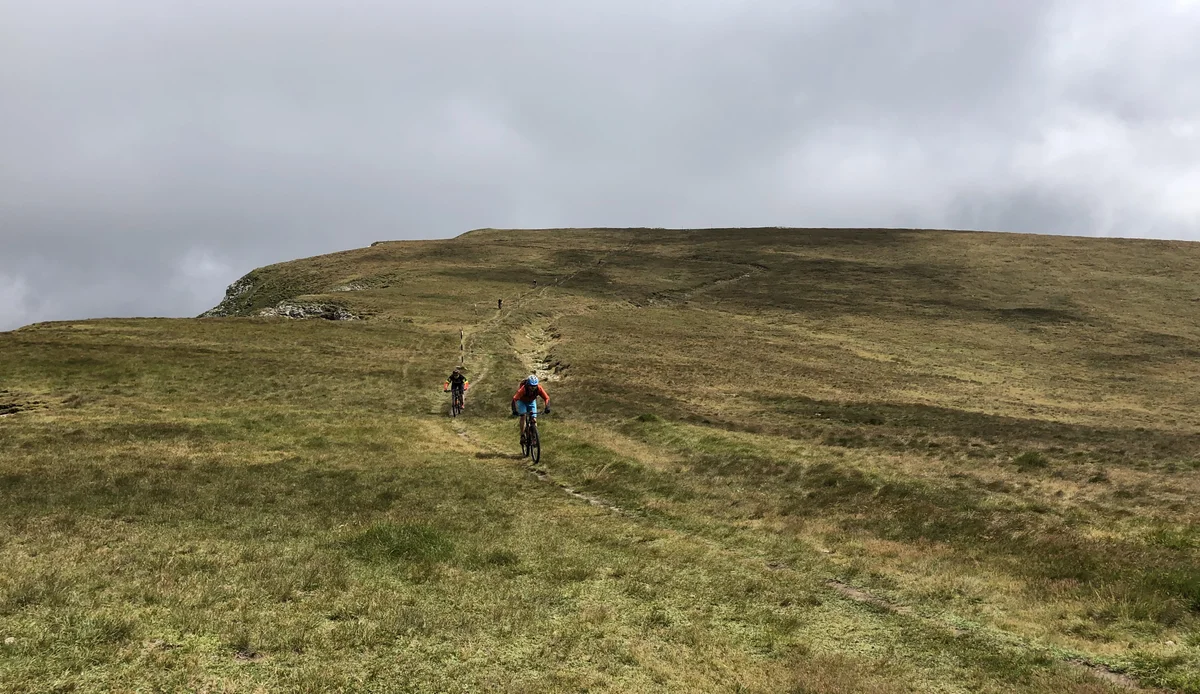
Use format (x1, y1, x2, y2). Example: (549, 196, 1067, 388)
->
(258, 302, 359, 321)
(201, 273, 258, 317)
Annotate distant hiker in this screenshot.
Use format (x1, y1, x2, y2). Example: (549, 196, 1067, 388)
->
(444, 367, 470, 409)
(532, 280, 537, 287)
(511, 374, 549, 442)
(498, 299, 503, 310)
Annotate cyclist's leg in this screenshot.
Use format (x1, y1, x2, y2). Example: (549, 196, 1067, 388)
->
(517, 399, 533, 440)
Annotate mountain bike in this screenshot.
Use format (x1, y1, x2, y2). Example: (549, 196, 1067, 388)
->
(520, 413, 541, 464)
(449, 387, 464, 417)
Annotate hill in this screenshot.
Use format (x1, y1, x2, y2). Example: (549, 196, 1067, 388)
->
(2, 227, 1198, 693)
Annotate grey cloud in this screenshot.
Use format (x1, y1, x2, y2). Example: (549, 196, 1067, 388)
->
(2, 0, 1198, 330)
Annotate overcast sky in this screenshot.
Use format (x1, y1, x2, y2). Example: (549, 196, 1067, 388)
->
(2, 1, 1198, 330)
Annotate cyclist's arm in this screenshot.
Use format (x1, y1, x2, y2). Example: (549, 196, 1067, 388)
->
(443, 381, 450, 391)
(537, 385, 549, 407)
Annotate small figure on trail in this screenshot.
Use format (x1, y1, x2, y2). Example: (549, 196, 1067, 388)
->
(498, 298, 503, 310)
(532, 280, 537, 288)
(511, 374, 549, 442)
(444, 366, 470, 410)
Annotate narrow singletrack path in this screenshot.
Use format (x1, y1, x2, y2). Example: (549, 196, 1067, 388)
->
(448, 415, 624, 514)
(445, 242, 639, 514)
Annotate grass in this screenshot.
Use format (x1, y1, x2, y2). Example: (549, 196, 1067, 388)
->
(1, 227, 1198, 692)
(344, 524, 456, 564)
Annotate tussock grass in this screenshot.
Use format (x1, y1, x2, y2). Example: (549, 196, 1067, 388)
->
(345, 523, 456, 564)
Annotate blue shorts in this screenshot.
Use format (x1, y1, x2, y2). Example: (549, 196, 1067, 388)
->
(516, 400, 538, 416)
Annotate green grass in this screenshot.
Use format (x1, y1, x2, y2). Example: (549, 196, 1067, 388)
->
(1, 227, 1198, 692)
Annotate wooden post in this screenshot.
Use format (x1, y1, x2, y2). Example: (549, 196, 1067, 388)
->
(460, 328, 465, 366)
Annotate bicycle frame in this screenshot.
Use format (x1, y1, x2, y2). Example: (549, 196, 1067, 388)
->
(521, 412, 541, 463)
(519, 412, 534, 436)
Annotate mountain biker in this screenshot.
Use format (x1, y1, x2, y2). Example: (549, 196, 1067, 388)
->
(443, 367, 470, 408)
(511, 374, 549, 442)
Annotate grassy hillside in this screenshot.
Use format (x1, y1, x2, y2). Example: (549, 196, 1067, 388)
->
(2, 227, 1198, 693)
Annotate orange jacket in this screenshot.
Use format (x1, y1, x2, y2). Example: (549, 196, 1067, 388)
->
(513, 382, 549, 406)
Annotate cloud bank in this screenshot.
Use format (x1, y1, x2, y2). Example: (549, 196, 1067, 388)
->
(2, 0, 1198, 329)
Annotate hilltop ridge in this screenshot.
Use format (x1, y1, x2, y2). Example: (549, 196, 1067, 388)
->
(201, 226, 1200, 429)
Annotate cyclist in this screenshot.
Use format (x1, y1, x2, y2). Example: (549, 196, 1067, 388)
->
(443, 367, 470, 409)
(511, 374, 549, 443)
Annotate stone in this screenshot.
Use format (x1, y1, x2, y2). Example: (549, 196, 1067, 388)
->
(257, 302, 359, 321)
(201, 273, 259, 317)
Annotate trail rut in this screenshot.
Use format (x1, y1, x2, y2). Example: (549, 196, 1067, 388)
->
(449, 416, 623, 514)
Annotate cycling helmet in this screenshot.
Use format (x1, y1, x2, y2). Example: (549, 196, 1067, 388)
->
(526, 375, 539, 386)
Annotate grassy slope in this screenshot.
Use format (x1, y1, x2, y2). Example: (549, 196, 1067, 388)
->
(1, 227, 1198, 693)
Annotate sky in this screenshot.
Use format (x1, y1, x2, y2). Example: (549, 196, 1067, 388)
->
(2, 0, 1199, 330)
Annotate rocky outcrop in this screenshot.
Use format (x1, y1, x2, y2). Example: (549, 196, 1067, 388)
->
(257, 302, 359, 321)
(201, 273, 259, 317)
(202, 273, 358, 320)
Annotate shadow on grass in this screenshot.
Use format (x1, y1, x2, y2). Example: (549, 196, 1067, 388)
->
(474, 451, 526, 460)
(743, 394, 1200, 465)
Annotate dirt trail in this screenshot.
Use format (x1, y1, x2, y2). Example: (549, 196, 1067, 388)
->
(826, 579, 914, 616)
(526, 465, 625, 513)
(447, 244, 638, 514)
(513, 319, 564, 384)
(679, 265, 766, 302)
(448, 416, 623, 514)
(461, 240, 632, 368)
(1065, 660, 1148, 691)
(641, 263, 768, 307)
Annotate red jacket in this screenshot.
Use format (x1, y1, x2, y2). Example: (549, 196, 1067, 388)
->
(513, 383, 549, 406)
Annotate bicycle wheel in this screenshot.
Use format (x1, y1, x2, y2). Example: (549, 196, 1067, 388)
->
(528, 424, 540, 464)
